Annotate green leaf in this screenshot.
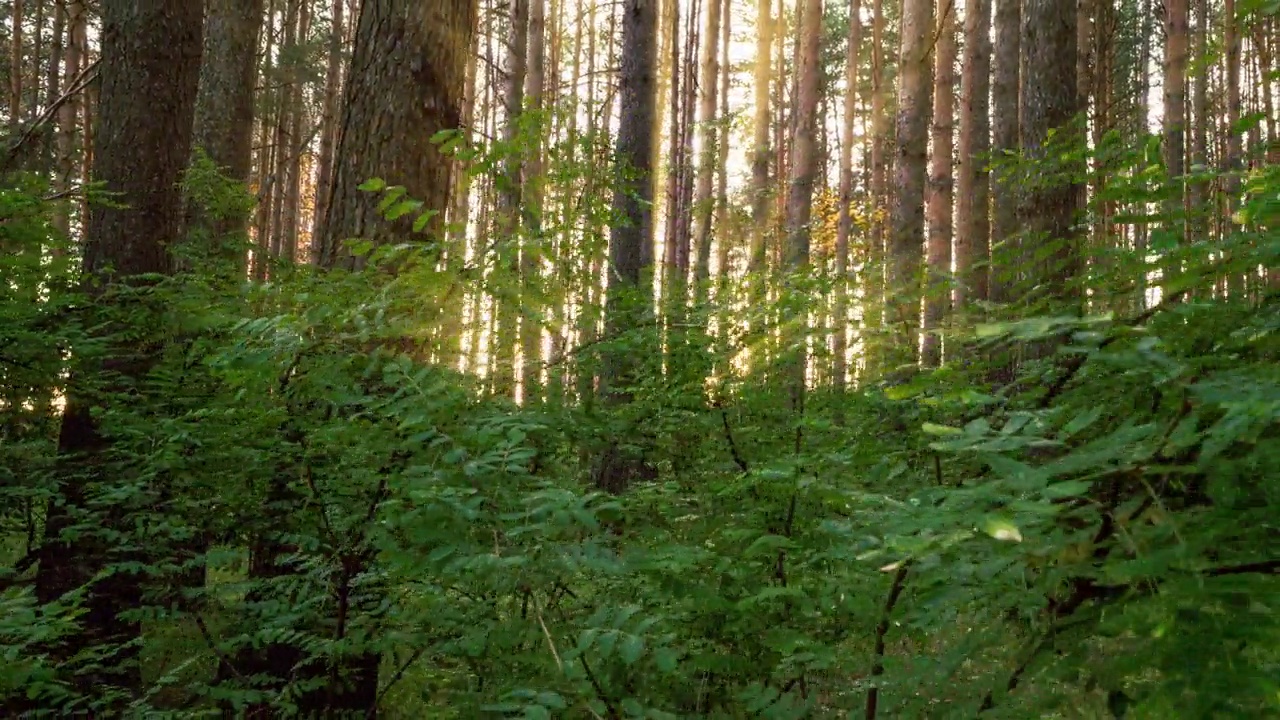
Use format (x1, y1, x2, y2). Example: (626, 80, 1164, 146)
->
(412, 210, 440, 233)
(922, 422, 963, 436)
(653, 647, 679, 673)
(536, 692, 567, 710)
(385, 198, 424, 221)
(357, 177, 386, 192)
(619, 634, 645, 665)
(981, 517, 1023, 543)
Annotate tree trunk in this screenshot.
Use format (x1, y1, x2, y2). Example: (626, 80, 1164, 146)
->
(990, 0, 1019, 304)
(834, 0, 861, 409)
(749, 0, 772, 279)
(784, 0, 820, 422)
(1164, 0, 1188, 252)
(494, 0, 529, 395)
(596, 0, 657, 494)
(10, 0, 23, 133)
(714, 0, 731, 285)
(1019, 0, 1080, 309)
(691, 0, 722, 301)
(864, 0, 887, 374)
(312, 0, 346, 253)
(1223, 0, 1243, 297)
(955, 0, 991, 311)
(315, 0, 477, 268)
(922, 0, 956, 367)
(522, 0, 546, 402)
(32, 0, 204, 707)
(190, 0, 266, 266)
(1190, 0, 1208, 243)
(887, 0, 932, 370)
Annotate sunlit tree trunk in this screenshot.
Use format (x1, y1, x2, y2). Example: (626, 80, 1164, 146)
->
(749, 0, 772, 281)
(714, 0, 731, 298)
(312, 0, 345, 254)
(521, 0, 546, 402)
(955, 0, 990, 312)
(495, 0, 529, 395)
(597, 0, 657, 493)
(1164, 0, 1188, 253)
(887, 0, 932, 370)
(691, 0, 722, 301)
(834, 0, 861, 411)
(252, 0, 278, 280)
(923, 0, 956, 367)
(990, 0, 1019, 305)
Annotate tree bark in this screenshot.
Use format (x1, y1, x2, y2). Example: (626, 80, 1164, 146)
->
(522, 0, 547, 402)
(495, 0, 529, 394)
(990, 0, 1020, 304)
(1163, 0, 1188, 249)
(784, 0, 821, 421)
(312, 0, 346, 253)
(315, 0, 477, 270)
(10, 0, 23, 133)
(32, 0, 204, 706)
(955, 0, 991, 311)
(691, 0, 722, 301)
(190, 0, 266, 266)
(749, 0, 772, 279)
(1019, 0, 1080, 308)
(887, 0, 932, 370)
(597, 0, 658, 494)
(923, 0, 956, 367)
(834, 0, 861, 405)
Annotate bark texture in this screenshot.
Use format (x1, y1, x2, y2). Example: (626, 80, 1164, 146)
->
(597, 0, 658, 493)
(1019, 0, 1080, 306)
(887, 0, 933, 368)
(32, 0, 204, 706)
(190, 0, 265, 263)
(315, 0, 477, 269)
(955, 0, 991, 310)
(923, 0, 956, 367)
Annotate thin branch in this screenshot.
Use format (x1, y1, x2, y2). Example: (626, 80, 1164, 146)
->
(3, 58, 101, 169)
(865, 562, 911, 720)
(193, 612, 245, 681)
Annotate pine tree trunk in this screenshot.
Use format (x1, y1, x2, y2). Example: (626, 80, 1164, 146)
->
(955, 0, 991, 312)
(887, 0, 932, 371)
(922, 0, 956, 367)
(749, 0, 772, 278)
(1224, 0, 1243, 297)
(834, 0, 861, 409)
(691, 0, 722, 301)
(1164, 0, 1188, 253)
(32, 1, 204, 707)
(10, 0, 23, 134)
(783, 0, 820, 423)
(495, 0, 529, 395)
(990, 0, 1020, 304)
(521, 0, 546, 402)
(316, 0, 477, 266)
(312, 0, 345, 252)
(864, 0, 887, 374)
(597, 0, 657, 494)
(190, 0, 266, 266)
(1019, 0, 1080, 309)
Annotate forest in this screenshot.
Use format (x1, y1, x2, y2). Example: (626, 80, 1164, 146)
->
(0, 0, 1277, 716)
